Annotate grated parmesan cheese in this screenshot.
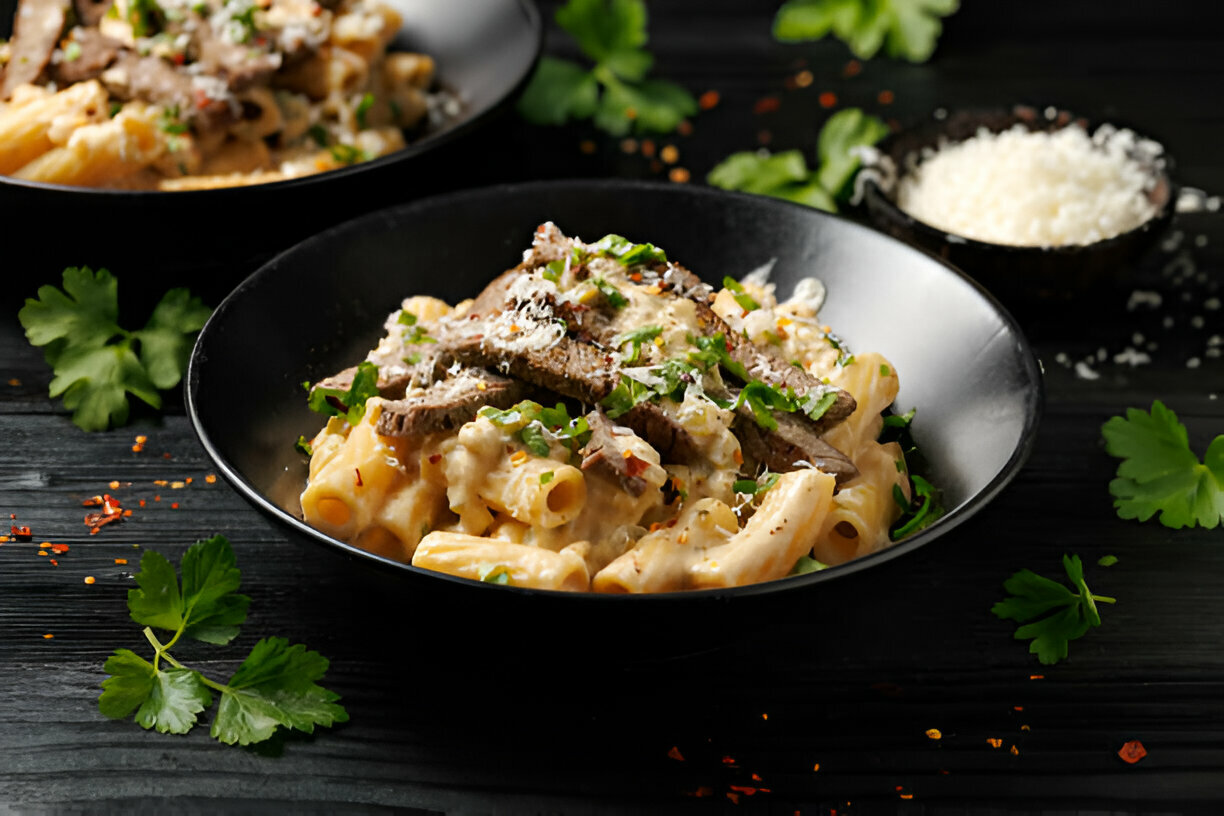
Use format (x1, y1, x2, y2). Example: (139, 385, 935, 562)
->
(895, 124, 1162, 248)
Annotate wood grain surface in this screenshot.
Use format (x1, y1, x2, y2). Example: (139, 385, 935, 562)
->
(2, 1, 1223, 813)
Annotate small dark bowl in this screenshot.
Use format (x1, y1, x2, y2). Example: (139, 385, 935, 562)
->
(860, 106, 1175, 320)
(0, 0, 541, 296)
(186, 179, 1043, 610)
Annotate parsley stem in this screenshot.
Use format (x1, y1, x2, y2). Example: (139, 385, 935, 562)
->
(1091, 594, 1117, 604)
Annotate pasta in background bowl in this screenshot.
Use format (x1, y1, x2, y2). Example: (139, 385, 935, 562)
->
(0, 0, 540, 287)
(186, 179, 1044, 600)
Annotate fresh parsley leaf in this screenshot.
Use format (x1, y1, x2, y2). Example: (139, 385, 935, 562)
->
(479, 401, 591, 455)
(890, 473, 942, 539)
(478, 563, 512, 585)
(991, 554, 1115, 665)
(307, 360, 380, 425)
(613, 324, 663, 363)
(1098, 555, 1119, 567)
(733, 471, 781, 496)
(18, 268, 210, 431)
(790, 554, 828, 575)
(517, 0, 696, 135)
(707, 110, 888, 213)
(592, 277, 629, 308)
(588, 234, 668, 266)
(773, 0, 960, 63)
(722, 276, 760, 312)
(355, 92, 375, 130)
(99, 536, 346, 746)
(1102, 401, 1224, 529)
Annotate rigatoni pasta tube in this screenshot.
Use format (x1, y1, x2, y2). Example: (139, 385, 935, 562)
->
(823, 351, 899, 457)
(480, 457, 586, 529)
(0, 80, 108, 174)
(689, 468, 836, 589)
(811, 441, 908, 565)
(412, 533, 591, 591)
(14, 101, 163, 186)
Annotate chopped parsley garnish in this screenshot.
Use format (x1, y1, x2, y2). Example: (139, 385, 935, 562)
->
(707, 109, 889, 213)
(125, 0, 165, 38)
(613, 325, 663, 363)
(17, 267, 211, 431)
(773, 0, 960, 63)
(588, 234, 669, 266)
(294, 435, 314, 456)
(478, 563, 512, 585)
(592, 277, 628, 308)
(329, 143, 371, 165)
(355, 93, 375, 130)
(790, 554, 828, 575)
(305, 360, 379, 424)
(98, 535, 347, 745)
(159, 105, 190, 135)
(1101, 400, 1224, 529)
(479, 401, 592, 456)
(62, 41, 82, 61)
(890, 474, 941, 539)
(600, 376, 654, 419)
(308, 124, 329, 147)
(991, 554, 1115, 665)
(722, 276, 760, 312)
(542, 259, 567, 283)
(732, 382, 839, 430)
(540, 471, 555, 485)
(687, 333, 750, 381)
(733, 471, 781, 496)
(515, 0, 697, 136)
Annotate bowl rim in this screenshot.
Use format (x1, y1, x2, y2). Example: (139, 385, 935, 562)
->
(0, 0, 542, 198)
(186, 177, 1045, 601)
(859, 104, 1178, 257)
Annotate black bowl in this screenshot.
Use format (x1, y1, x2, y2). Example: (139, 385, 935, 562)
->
(0, 0, 541, 295)
(860, 106, 1175, 320)
(186, 179, 1043, 604)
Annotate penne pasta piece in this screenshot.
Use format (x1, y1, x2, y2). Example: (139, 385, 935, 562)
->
(14, 101, 163, 186)
(412, 533, 591, 591)
(0, 80, 109, 174)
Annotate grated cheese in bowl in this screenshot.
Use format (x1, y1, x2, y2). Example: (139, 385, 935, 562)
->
(893, 123, 1164, 248)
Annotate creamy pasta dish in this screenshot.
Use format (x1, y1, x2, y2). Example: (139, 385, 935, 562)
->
(299, 223, 931, 593)
(0, 0, 446, 188)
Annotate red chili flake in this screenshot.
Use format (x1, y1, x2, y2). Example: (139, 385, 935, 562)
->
(8, 513, 14, 519)
(205, 474, 217, 484)
(698, 90, 720, 110)
(684, 787, 713, 798)
(37, 549, 48, 556)
(986, 738, 1003, 748)
(138, 499, 146, 507)
(194, 89, 212, 109)
(729, 786, 758, 796)
(640, 139, 656, 158)
(171, 502, 180, 509)
(10, 525, 31, 540)
(578, 139, 597, 155)
(43, 633, 54, 639)
(757, 129, 772, 145)
(676, 120, 693, 136)
(7, 378, 21, 386)
(818, 91, 838, 108)
(85, 495, 124, 533)
(1029, 674, 1045, 680)
(428, 453, 442, 465)
(1119, 740, 1147, 764)
(50, 543, 69, 554)
(154, 495, 161, 502)
(84, 576, 96, 585)
(1009, 745, 1019, 756)
(721, 755, 737, 766)
(49, 559, 58, 566)
(843, 59, 862, 77)
(1014, 705, 1024, 711)
(725, 793, 740, 805)
(753, 96, 781, 114)
(812, 763, 821, 772)
(667, 746, 684, 761)
(162, 452, 172, 459)
(115, 558, 128, 565)
(623, 454, 650, 478)
(877, 89, 895, 105)
(354, 468, 364, 487)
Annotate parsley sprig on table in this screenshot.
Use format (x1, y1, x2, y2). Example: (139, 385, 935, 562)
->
(707, 108, 890, 213)
(773, 0, 960, 63)
(517, 0, 697, 135)
(18, 267, 211, 432)
(992, 554, 1115, 666)
(98, 535, 348, 746)
(1102, 401, 1224, 529)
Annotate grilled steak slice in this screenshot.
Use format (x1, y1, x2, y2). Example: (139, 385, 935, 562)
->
(579, 410, 650, 496)
(72, 0, 111, 27)
(1, 0, 70, 98)
(49, 27, 122, 86)
(377, 369, 528, 437)
(196, 25, 283, 92)
(446, 333, 617, 404)
(734, 410, 858, 484)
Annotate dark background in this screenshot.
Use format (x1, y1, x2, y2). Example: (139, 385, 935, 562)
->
(2, 1, 1223, 813)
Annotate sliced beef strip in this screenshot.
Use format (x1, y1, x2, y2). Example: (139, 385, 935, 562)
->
(1, 0, 70, 99)
(311, 346, 453, 405)
(580, 410, 651, 497)
(71, 0, 112, 27)
(376, 369, 528, 437)
(446, 333, 618, 405)
(102, 51, 197, 109)
(734, 410, 858, 485)
(49, 27, 122, 85)
(196, 26, 283, 92)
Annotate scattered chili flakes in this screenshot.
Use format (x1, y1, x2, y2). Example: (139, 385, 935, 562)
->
(676, 120, 693, 136)
(668, 167, 691, 184)
(812, 763, 820, 772)
(429, 453, 443, 465)
(925, 728, 942, 740)
(756, 129, 772, 145)
(49, 559, 58, 566)
(170, 502, 180, 510)
(660, 145, 679, 165)
(620, 138, 638, 154)
(1014, 705, 1024, 711)
(640, 139, 657, 158)
(138, 499, 146, 507)
(115, 558, 128, 565)
(154, 496, 161, 502)
(725, 792, 740, 805)
(1009, 745, 1019, 756)
(1118, 740, 1147, 764)
(84, 494, 124, 533)
(877, 89, 895, 105)
(185, 477, 193, 485)
(818, 91, 838, 109)
(986, 738, 1003, 748)
(729, 785, 759, 797)
(761, 712, 768, 721)
(1020, 725, 1031, 731)
(753, 96, 781, 114)
(1029, 674, 1045, 680)
(50, 543, 69, 554)
(43, 633, 54, 639)
(205, 474, 217, 484)
(170, 481, 186, 489)
(721, 755, 737, 766)
(684, 787, 714, 798)
(667, 746, 685, 761)
(793, 69, 814, 88)
(899, 793, 914, 800)
(37, 549, 48, 556)
(84, 576, 96, 585)
(698, 89, 720, 110)
(11, 525, 32, 540)
(109, 480, 121, 489)
(8, 378, 21, 386)
(579, 139, 597, 155)
(843, 59, 862, 77)
(162, 452, 172, 459)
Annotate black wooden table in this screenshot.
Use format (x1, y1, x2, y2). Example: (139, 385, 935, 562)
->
(3, 2, 1223, 813)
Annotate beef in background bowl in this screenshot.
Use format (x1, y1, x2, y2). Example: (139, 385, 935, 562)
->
(0, 0, 541, 297)
(859, 106, 1175, 321)
(186, 179, 1043, 607)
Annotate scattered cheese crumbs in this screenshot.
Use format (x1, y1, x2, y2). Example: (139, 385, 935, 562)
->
(896, 124, 1162, 247)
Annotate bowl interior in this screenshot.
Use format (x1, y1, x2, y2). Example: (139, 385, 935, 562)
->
(187, 179, 1043, 599)
(0, 0, 541, 290)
